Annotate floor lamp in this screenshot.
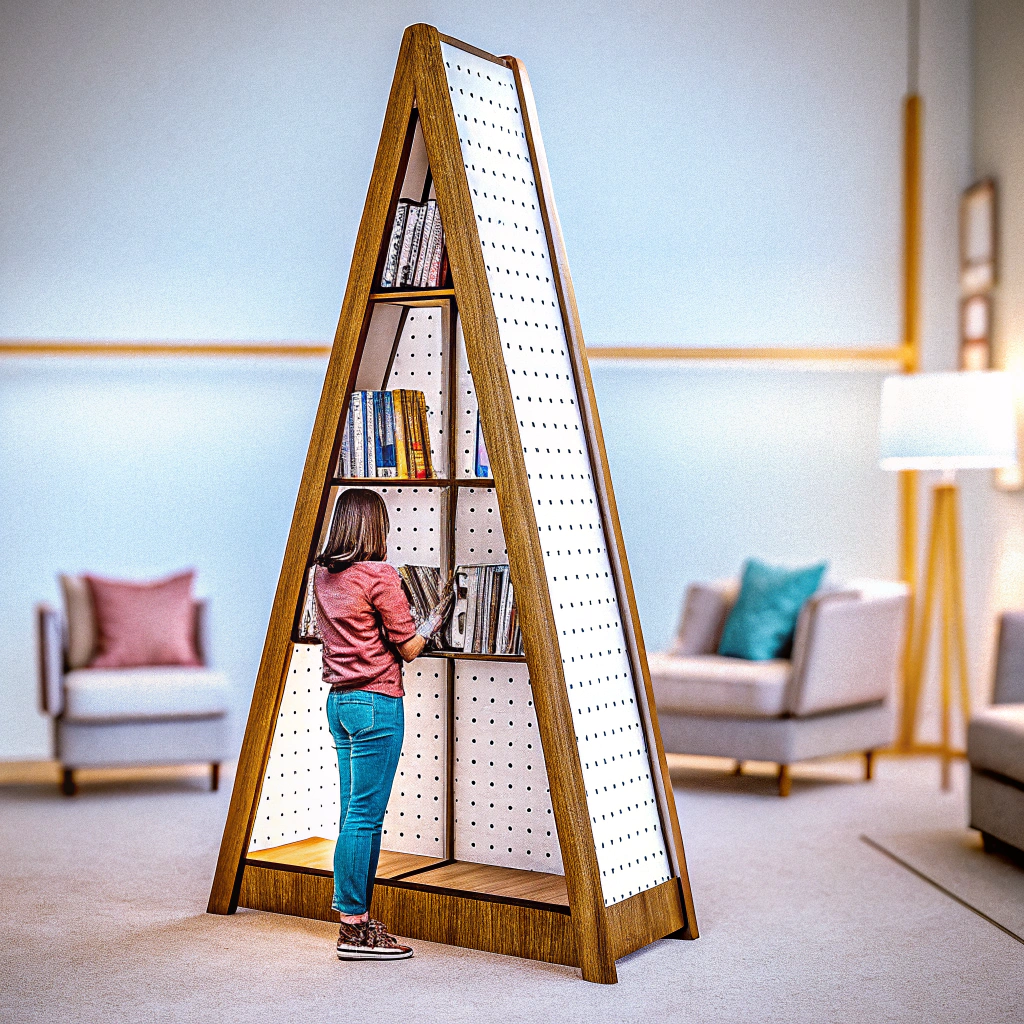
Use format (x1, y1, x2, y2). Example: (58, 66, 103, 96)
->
(879, 371, 1017, 789)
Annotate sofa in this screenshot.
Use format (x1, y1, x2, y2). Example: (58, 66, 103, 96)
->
(37, 581, 231, 795)
(968, 611, 1024, 858)
(649, 578, 909, 795)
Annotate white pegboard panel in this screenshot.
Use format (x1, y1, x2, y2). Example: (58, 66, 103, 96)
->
(454, 486, 507, 565)
(385, 305, 447, 474)
(321, 484, 442, 567)
(382, 658, 448, 855)
(454, 316, 483, 479)
(251, 645, 447, 859)
(441, 42, 671, 905)
(249, 643, 338, 852)
(453, 662, 562, 873)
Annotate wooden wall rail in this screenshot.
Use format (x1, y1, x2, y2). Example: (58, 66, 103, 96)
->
(0, 340, 911, 367)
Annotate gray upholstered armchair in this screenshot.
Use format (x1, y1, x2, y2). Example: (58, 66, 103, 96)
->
(37, 582, 231, 795)
(649, 578, 909, 795)
(968, 611, 1024, 857)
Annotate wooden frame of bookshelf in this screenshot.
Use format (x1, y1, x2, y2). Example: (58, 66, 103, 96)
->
(208, 23, 696, 984)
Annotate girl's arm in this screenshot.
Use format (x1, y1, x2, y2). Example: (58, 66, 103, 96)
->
(396, 634, 428, 662)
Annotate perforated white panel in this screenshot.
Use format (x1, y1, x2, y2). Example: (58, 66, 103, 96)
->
(251, 645, 447, 858)
(321, 484, 443, 567)
(442, 42, 670, 905)
(453, 662, 562, 872)
(455, 316, 482, 479)
(454, 486, 507, 565)
(382, 658, 448, 855)
(385, 306, 447, 473)
(250, 643, 337, 851)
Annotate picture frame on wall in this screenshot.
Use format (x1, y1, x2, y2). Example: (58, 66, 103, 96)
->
(960, 179, 996, 297)
(960, 293, 991, 370)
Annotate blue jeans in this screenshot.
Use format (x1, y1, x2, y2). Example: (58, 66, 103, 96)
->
(325, 689, 404, 916)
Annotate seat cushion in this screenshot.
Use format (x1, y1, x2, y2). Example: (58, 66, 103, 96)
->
(63, 667, 230, 722)
(648, 652, 791, 718)
(968, 705, 1024, 785)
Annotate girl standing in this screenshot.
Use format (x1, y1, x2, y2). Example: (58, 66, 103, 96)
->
(313, 488, 450, 961)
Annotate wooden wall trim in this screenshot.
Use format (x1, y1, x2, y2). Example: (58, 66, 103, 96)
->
(0, 340, 910, 367)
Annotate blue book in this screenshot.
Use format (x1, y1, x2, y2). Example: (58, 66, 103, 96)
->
(381, 391, 397, 476)
(372, 392, 385, 477)
(361, 392, 371, 477)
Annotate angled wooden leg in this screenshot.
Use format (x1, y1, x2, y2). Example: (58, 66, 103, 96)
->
(864, 750, 875, 781)
(777, 764, 791, 797)
(210, 763, 220, 792)
(61, 768, 77, 796)
(733, 760, 743, 776)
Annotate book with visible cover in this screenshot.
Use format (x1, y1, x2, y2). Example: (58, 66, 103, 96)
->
(337, 389, 435, 479)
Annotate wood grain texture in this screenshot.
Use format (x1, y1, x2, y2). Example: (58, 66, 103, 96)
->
(246, 838, 441, 879)
(506, 56, 699, 941)
(406, 861, 569, 906)
(605, 879, 687, 959)
(238, 863, 579, 967)
(410, 23, 615, 983)
(207, 29, 418, 916)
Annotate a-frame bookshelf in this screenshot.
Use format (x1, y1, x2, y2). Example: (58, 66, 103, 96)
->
(209, 23, 697, 984)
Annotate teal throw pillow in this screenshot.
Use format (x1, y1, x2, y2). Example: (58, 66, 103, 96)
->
(717, 559, 827, 661)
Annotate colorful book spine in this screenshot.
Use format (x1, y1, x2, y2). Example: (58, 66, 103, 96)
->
(426, 220, 445, 287)
(380, 391, 397, 477)
(393, 390, 409, 478)
(351, 393, 366, 478)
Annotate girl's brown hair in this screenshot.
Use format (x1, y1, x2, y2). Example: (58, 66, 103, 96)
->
(316, 489, 389, 573)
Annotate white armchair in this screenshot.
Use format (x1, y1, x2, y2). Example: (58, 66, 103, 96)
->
(649, 578, 909, 795)
(37, 587, 231, 795)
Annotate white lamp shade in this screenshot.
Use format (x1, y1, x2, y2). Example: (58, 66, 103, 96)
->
(879, 371, 1018, 471)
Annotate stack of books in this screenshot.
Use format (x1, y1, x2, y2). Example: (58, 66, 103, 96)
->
(445, 564, 523, 655)
(339, 390, 435, 479)
(380, 198, 448, 290)
(396, 565, 443, 649)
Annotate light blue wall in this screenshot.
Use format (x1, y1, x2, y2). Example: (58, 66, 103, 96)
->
(0, 0, 970, 757)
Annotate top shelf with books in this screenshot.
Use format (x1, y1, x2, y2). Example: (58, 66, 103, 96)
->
(369, 288, 455, 303)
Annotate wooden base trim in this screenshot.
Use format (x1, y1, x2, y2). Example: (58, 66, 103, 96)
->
(238, 863, 578, 967)
(606, 879, 690, 958)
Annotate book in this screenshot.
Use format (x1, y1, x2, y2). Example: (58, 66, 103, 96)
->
(396, 565, 443, 650)
(337, 389, 435, 480)
(398, 204, 425, 286)
(378, 198, 447, 290)
(381, 200, 410, 288)
(413, 201, 438, 288)
(444, 564, 522, 655)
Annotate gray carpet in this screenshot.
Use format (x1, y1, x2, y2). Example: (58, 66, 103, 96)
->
(862, 827, 1024, 940)
(1, 756, 1022, 1023)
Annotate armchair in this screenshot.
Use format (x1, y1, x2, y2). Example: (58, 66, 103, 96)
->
(648, 578, 909, 795)
(38, 583, 231, 795)
(967, 611, 1024, 857)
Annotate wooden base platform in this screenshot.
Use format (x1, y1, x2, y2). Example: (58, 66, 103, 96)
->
(239, 838, 685, 973)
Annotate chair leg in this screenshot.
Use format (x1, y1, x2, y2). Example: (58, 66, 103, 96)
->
(733, 760, 744, 776)
(210, 762, 220, 792)
(777, 764, 791, 797)
(864, 750, 875, 781)
(60, 768, 77, 797)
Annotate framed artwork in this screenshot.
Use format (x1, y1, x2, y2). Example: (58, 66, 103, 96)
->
(960, 293, 991, 370)
(960, 179, 996, 297)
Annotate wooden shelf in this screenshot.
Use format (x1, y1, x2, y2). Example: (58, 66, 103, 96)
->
(428, 650, 526, 662)
(369, 288, 455, 302)
(247, 837, 443, 880)
(246, 839, 568, 909)
(329, 477, 495, 488)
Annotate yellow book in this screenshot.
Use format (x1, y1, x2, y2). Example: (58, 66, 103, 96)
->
(393, 390, 409, 479)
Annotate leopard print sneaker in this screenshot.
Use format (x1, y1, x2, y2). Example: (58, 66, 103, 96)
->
(336, 919, 413, 961)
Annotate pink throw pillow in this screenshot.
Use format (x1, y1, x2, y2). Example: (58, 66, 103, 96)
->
(86, 571, 201, 669)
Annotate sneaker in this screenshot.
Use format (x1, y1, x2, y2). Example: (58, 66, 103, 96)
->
(336, 919, 413, 961)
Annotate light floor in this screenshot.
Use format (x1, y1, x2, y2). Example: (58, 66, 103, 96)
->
(1, 755, 1021, 1023)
